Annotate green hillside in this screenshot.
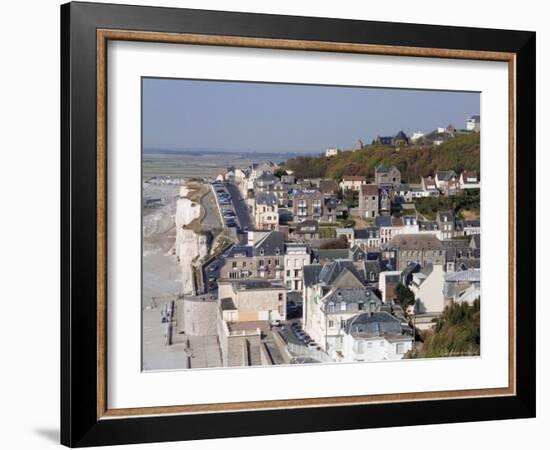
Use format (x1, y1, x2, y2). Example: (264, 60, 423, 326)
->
(285, 132, 480, 183)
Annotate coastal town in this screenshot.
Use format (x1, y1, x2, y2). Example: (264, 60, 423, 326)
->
(143, 115, 481, 369)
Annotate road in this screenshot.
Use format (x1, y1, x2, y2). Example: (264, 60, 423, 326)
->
(225, 182, 254, 231)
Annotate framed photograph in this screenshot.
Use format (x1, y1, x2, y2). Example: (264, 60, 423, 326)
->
(61, 1, 536, 447)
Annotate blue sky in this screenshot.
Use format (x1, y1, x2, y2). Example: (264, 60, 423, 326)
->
(143, 78, 480, 153)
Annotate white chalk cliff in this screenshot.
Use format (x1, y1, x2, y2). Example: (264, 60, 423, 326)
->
(175, 186, 208, 294)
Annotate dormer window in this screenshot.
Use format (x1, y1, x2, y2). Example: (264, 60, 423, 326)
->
(275, 248, 280, 255)
(259, 248, 264, 256)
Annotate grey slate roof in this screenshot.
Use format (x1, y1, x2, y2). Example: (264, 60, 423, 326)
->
(318, 260, 364, 285)
(444, 269, 481, 283)
(226, 245, 253, 258)
(323, 288, 381, 314)
(394, 130, 409, 141)
(355, 227, 380, 239)
(436, 170, 457, 181)
(375, 216, 392, 227)
(312, 248, 349, 262)
(256, 191, 278, 206)
(254, 231, 285, 256)
(303, 264, 323, 287)
(418, 220, 439, 231)
(344, 311, 406, 337)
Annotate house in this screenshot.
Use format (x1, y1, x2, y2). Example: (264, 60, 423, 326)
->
(353, 227, 381, 250)
(375, 164, 401, 189)
(324, 198, 338, 223)
(319, 179, 339, 196)
(341, 312, 414, 362)
(293, 220, 320, 241)
(283, 243, 310, 291)
(339, 175, 366, 192)
(459, 170, 480, 189)
(302, 260, 368, 332)
(304, 274, 382, 354)
(410, 263, 445, 315)
(384, 234, 446, 271)
(435, 170, 457, 190)
(358, 184, 379, 218)
(217, 278, 286, 366)
(291, 190, 325, 222)
(352, 139, 364, 151)
(254, 192, 279, 230)
(443, 178, 462, 196)
(218, 278, 287, 323)
(466, 114, 481, 132)
(393, 130, 409, 146)
(442, 239, 480, 272)
(281, 174, 296, 185)
(376, 216, 404, 244)
(436, 211, 455, 240)
(455, 219, 481, 236)
(421, 177, 440, 196)
(418, 220, 440, 234)
(395, 183, 413, 202)
(443, 269, 481, 305)
(219, 231, 285, 280)
(374, 131, 409, 147)
(325, 148, 340, 157)
(272, 182, 289, 207)
(255, 171, 277, 192)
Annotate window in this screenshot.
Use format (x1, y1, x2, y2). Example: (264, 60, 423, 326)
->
(340, 319, 346, 329)
(232, 262, 237, 269)
(286, 270, 290, 277)
(295, 269, 300, 277)
(278, 293, 284, 301)
(358, 302, 364, 311)
(380, 341, 385, 347)
(328, 320, 334, 328)
(259, 259, 265, 268)
(275, 258, 280, 267)
(328, 302, 335, 313)
(370, 271, 375, 281)
(396, 343, 405, 354)
(367, 342, 373, 349)
(340, 302, 346, 312)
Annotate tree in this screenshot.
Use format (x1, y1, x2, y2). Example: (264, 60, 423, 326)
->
(407, 298, 480, 358)
(396, 283, 415, 308)
(274, 168, 288, 178)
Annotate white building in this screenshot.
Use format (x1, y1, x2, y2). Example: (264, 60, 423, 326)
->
(410, 264, 445, 315)
(339, 175, 367, 192)
(341, 312, 414, 362)
(459, 171, 480, 189)
(410, 131, 425, 142)
(466, 115, 481, 132)
(283, 243, 310, 291)
(325, 148, 341, 157)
